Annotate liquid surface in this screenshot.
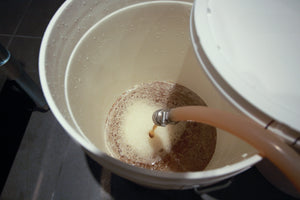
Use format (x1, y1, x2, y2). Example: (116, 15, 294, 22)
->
(105, 81, 216, 172)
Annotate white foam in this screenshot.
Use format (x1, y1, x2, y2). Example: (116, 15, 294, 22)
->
(118, 99, 184, 164)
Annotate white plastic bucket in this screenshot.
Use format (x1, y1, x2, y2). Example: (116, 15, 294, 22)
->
(39, 0, 261, 189)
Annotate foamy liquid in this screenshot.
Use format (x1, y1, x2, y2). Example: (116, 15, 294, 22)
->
(105, 81, 216, 172)
(120, 100, 185, 164)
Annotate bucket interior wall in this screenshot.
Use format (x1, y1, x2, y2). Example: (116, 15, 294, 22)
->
(40, 0, 181, 134)
(65, 2, 258, 170)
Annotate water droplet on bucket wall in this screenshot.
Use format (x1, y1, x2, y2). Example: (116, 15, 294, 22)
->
(207, 8, 212, 15)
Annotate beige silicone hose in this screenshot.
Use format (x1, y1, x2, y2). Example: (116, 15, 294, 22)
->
(169, 106, 300, 191)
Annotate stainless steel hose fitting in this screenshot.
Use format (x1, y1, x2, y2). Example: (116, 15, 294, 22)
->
(152, 109, 177, 127)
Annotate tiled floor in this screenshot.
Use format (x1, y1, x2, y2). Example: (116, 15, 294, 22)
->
(0, 0, 65, 195)
(0, 0, 65, 85)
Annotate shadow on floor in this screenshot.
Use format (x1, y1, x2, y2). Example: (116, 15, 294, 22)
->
(0, 80, 35, 193)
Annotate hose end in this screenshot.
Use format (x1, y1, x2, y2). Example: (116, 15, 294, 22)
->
(152, 109, 177, 127)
